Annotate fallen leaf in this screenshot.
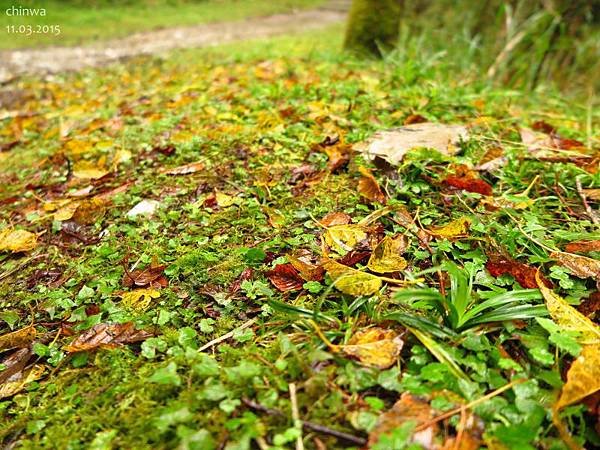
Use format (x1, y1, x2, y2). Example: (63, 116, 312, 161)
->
(339, 327, 403, 369)
(357, 122, 469, 165)
(486, 256, 550, 289)
(315, 137, 353, 172)
(120, 288, 161, 310)
(427, 217, 471, 239)
(583, 189, 600, 201)
(358, 166, 386, 204)
(287, 253, 325, 281)
(0, 228, 38, 253)
(0, 325, 36, 352)
(565, 240, 600, 254)
(160, 160, 205, 175)
(323, 224, 368, 255)
(337, 249, 371, 267)
(0, 347, 32, 384)
(323, 259, 381, 296)
(122, 260, 167, 288)
(577, 292, 600, 317)
(64, 322, 152, 353)
(72, 160, 109, 180)
(369, 393, 438, 449)
(476, 146, 506, 172)
(556, 344, 600, 411)
(215, 191, 238, 208)
(443, 165, 493, 196)
(69, 198, 107, 225)
(531, 120, 556, 134)
(550, 251, 600, 280)
(403, 114, 428, 125)
(537, 272, 600, 344)
(265, 263, 305, 292)
(318, 211, 353, 227)
(367, 235, 408, 273)
(0, 364, 45, 399)
(126, 199, 160, 218)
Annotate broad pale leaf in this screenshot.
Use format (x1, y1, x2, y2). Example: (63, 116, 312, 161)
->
(323, 224, 367, 255)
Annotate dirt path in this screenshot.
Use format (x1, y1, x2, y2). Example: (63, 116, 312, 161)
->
(0, 2, 349, 83)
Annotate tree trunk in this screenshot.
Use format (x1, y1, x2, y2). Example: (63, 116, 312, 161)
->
(343, 0, 402, 57)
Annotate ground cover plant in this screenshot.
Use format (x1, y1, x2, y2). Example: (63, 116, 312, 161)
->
(0, 25, 599, 450)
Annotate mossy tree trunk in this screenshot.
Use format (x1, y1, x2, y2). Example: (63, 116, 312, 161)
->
(343, 0, 402, 57)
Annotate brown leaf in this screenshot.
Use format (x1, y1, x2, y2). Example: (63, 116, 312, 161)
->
(486, 256, 550, 289)
(336, 249, 371, 268)
(0, 347, 32, 384)
(64, 322, 152, 353)
(427, 217, 471, 239)
(265, 263, 304, 292)
(0, 326, 36, 352)
(0, 364, 45, 399)
(531, 120, 556, 134)
(369, 393, 438, 449)
(565, 240, 600, 254)
(358, 166, 386, 204)
(476, 146, 506, 172)
(403, 114, 428, 125)
(122, 259, 167, 288)
(551, 251, 600, 280)
(287, 253, 325, 281)
(443, 165, 493, 196)
(230, 267, 254, 295)
(318, 211, 352, 227)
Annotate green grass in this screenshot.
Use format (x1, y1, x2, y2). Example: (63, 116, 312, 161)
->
(0, 24, 599, 450)
(0, 0, 326, 49)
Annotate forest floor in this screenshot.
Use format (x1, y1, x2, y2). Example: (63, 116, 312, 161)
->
(0, 20, 599, 450)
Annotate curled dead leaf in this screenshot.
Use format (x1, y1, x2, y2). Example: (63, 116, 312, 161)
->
(486, 256, 550, 289)
(358, 166, 386, 204)
(64, 322, 152, 353)
(550, 251, 600, 280)
(160, 160, 205, 175)
(265, 263, 304, 292)
(0, 364, 45, 399)
(339, 327, 403, 369)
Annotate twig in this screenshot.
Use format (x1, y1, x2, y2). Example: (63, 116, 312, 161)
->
(198, 317, 257, 352)
(289, 383, 304, 450)
(241, 397, 367, 447)
(414, 378, 525, 432)
(576, 176, 599, 225)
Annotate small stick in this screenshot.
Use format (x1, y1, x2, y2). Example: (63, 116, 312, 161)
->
(198, 318, 257, 352)
(414, 378, 525, 432)
(289, 383, 304, 450)
(242, 397, 367, 447)
(576, 176, 599, 225)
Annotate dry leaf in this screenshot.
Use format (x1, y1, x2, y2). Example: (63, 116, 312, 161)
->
(443, 165, 493, 196)
(0, 364, 45, 399)
(215, 191, 238, 208)
(0, 325, 36, 352)
(357, 122, 469, 165)
(427, 217, 471, 239)
(358, 166, 386, 204)
(318, 212, 353, 227)
(122, 260, 167, 288)
(486, 256, 550, 289)
(367, 235, 408, 273)
(565, 240, 600, 254)
(72, 160, 109, 180)
(556, 344, 600, 411)
(369, 393, 438, 449)
(160, 161, 205, 175)
(537, 272, 600, 344)
(583, 189, 600, 201)
(323, 259, 381, 296)
(64, 322, 152, 353)
(550, 251, 600, 280)
(126, 199, 160, 218)
(339, 327, 403, 369)
(265, 263, 304, 292)
(323, 224, 368, 255)
(120, 288, 161, 310)
(287, 254, 324, 281)
(0, 228, 38, 253)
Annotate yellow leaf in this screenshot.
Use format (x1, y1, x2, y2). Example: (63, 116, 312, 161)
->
(368, 235, 408, 273)
(323, 224, 367, 255)
(556, 344, 600, 411)
(537, 272, 600, 344)
(120, 289, 160, 311)
(0, 229, 38, 253)
(0, 325, 36, 351)
(215, 191, 238, 208)
(340, 328, 403, 369)
(72, 161, 109, 180)
(427, 217, 471, 239)
(71, 198, 107, 225)
(0, 364, 45, 399)
(550, 251, 600, 280)
(323, 259, 381, 296)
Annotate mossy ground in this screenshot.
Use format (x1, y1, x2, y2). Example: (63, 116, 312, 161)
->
(0, 26, 599, 449)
